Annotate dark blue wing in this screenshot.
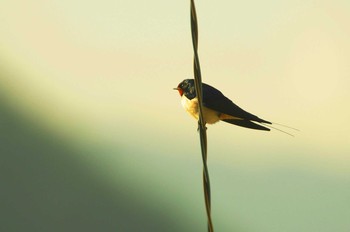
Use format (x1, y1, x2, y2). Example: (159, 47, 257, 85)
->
(202, 83, 271, 124)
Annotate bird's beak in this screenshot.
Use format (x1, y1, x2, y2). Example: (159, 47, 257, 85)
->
(173, 87, 183, 96)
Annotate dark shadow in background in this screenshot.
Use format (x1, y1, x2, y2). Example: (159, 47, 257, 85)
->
(0, 91, 190, 232)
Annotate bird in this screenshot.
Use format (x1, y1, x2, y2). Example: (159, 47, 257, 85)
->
(174, 79, 294, 134)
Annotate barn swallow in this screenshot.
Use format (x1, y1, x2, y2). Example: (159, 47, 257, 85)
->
(174, 79, 275, 131)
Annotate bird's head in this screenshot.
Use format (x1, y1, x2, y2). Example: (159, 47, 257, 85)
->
(173, 79, 196, 97)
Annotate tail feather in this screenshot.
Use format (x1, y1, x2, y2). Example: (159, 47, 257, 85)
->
(260, 123, 295, 136)
(222, 119, 270, 131)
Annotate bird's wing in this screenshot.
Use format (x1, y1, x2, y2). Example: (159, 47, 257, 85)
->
(202, 83, 271, 124)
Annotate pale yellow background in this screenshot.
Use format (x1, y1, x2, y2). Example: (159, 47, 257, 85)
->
(1, 1, 349, 231)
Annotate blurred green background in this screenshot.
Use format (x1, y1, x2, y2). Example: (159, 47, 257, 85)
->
(1, 1, 349, 231)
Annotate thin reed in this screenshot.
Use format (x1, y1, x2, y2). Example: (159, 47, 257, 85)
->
(190, 1, 214, 231)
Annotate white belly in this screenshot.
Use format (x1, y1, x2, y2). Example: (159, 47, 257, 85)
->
(181, 96, 220, 124)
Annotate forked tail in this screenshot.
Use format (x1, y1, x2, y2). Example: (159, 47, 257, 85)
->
(260, 122, 299, 137)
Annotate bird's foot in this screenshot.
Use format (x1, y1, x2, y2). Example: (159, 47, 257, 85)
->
(197, 122, 207, 132)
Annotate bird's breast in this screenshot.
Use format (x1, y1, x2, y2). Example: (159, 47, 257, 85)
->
(181, 96, 220, 124)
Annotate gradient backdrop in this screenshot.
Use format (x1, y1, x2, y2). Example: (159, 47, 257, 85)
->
(1, 1, 349, 231)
